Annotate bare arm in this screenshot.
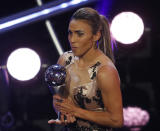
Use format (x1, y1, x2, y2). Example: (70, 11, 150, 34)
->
(57, 64, 123, 128)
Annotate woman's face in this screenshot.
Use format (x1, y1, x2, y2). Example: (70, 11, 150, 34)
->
(68, 19, 95, 57)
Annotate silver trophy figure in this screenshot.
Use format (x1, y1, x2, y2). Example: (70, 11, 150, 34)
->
(44, 64, 67, 119)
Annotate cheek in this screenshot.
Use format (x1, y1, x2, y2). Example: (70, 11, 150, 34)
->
(80, 38, 93, 48)
(76, 39, 93, 55)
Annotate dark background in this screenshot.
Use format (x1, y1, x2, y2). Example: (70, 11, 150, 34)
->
(0, 0, 159, 131)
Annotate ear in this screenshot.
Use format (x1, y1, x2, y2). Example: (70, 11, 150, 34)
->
(93, 31, 101, 42)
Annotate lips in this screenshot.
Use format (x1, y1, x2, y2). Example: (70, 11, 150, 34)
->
(71, 47, 77, 50)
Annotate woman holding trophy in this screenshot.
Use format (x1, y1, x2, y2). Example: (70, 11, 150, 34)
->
(46, 7, 123, 131)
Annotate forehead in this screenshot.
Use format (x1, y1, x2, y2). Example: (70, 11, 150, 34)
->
(68, 19, 92, 32)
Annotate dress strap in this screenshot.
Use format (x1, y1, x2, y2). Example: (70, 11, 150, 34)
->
(88, 62, 101, 80)
(63, 51, 75, 68)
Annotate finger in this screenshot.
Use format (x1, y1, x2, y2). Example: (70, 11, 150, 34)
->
(53, 101, 60, 110)
(68, 115, 76, 123)
(56, 102, 68, 110)
(64, 119, 68, 125)
(53, 95, 64, 103)
(71, 116, 76, 123)
(69, 116, 75, 123)
(53, 105, 60, 112)
(55, 102, 63, 110)
(60, 114, 65, 124)
(48, 119, 62, 125)
(55, 101, 61, 106)
(53, 94, 61, 99)
(54, 98, 63, 103)
(56, 105, 67, 113)
(66, 114, 71, 123)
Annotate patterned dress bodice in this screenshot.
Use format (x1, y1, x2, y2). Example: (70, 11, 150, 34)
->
(62, 51, 112, 131)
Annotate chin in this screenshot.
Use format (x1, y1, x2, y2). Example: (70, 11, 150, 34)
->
(73, 52, 80, 57)
(72, 49, 86, 57)
(75, 51, 89, 57)
(72, 50, 78, 56)
(72, 52, 81, 57)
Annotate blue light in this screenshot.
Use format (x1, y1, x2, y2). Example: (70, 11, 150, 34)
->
(0, 0, 96, 34)
(0, 12, 43, 30)
(71, 0, 87, 4)
(60, 3, 68, 8)
(42, 9, 51, 15)
(96, 0, 112, 15)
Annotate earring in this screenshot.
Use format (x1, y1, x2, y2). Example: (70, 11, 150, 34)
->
(95, 41, 99, 49)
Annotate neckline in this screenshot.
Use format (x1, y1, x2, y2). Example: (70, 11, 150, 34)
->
(75, 54, 102, 69)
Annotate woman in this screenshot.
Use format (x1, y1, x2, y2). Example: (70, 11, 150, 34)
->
(48, 7, 123, 131)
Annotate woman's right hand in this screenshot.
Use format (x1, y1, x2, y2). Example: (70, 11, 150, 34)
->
(51, 94, 76, 125)
(53, 94, 63, 112)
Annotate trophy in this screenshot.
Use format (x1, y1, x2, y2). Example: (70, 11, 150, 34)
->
(44, 64, 67, 119)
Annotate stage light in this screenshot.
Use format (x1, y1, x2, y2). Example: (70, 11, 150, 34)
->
(110, 12, 144, 44)
(6, 48, 41, 81)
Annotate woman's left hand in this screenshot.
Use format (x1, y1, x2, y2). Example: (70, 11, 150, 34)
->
(48, 114, 76, 125)
(55, 97, 77, 116)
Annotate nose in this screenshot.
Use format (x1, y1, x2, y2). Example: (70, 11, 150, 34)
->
(68, 34, 76, 43)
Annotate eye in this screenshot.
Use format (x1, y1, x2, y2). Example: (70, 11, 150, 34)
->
(77, 32, 84, 37)
(68, 30, 72, 35)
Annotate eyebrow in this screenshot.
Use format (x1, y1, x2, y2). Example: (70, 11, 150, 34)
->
(75, 30, 84, 33)
(68, 29, 84, 33)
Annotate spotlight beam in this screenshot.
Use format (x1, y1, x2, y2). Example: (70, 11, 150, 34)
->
(36, 0, 64, 55)
(0, 0, 97, 34)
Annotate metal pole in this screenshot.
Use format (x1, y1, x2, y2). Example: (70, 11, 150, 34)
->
(36, 0, 64, 55)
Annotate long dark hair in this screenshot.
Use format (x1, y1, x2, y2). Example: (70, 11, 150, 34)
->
(70, 7, 114, 62)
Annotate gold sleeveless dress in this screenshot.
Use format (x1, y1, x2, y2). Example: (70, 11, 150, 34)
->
(62, 51, 112, 131)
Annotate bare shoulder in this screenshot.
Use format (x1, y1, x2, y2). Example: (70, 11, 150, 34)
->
(57, 51, 74, 66)
(97, 62, 119, 78)
(57, 53, 66, 66)
(97, 58, 120, 90)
